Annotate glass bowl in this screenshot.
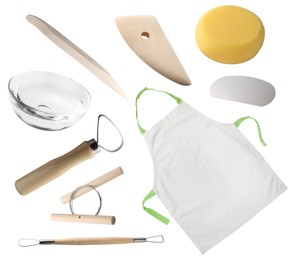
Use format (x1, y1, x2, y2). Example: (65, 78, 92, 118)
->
(8, 71, 91, 131)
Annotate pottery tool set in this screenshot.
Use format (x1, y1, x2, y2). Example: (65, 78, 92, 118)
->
(9, 4, 286, 256)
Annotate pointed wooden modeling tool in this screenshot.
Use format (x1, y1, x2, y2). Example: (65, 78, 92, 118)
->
(116, 15, 191, 86)
(27, 15, 127, 99)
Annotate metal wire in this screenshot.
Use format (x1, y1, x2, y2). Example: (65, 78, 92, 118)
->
(96, 114, 124, 152)
(146, 235, 165, 243)
(69, 184, 102, 216)
(18, 238, 42, 247)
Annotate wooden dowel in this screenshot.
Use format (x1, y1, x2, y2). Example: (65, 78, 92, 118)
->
(60, 166, 123, 204)
(51, 214, 116, 225)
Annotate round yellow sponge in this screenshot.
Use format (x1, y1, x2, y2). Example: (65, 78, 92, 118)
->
(195, 5, 265, 64)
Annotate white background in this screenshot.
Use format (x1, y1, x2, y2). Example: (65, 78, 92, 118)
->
(0, 0, 295, 259)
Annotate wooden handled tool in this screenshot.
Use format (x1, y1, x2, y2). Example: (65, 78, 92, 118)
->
(19, 235, 164, 247)
(15, 140, 98, 195)
(61, 166, 123, 204)
(15, 115, 123, 195)
(51, 214, 116, 225)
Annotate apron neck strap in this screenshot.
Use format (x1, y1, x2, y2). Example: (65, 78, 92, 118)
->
(135, 87, 182, 134)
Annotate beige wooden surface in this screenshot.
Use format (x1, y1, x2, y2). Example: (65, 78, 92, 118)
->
(116, 15, 191, 86)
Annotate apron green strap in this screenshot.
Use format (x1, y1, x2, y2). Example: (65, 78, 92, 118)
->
(234, 116, 267, 146)
(135, 87, 182, 134)
(143, 190, 170, 225)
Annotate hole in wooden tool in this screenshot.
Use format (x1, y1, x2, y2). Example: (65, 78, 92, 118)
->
(141, 32, 150, 39)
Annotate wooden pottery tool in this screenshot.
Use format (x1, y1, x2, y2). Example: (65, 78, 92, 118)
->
(52, 184, 109, 224)
(19, 235, 164, 247)
(52, 168, 123, 225)
(210, 76, 276, 106)
(51, 214, 116, 225)
(15, 115, 124, 195)
(116, 15, 191, 86)
(27, 15, 127, 99)
(61, 166, 123, 204)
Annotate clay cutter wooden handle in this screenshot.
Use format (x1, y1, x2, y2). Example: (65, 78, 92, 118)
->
(60, 166, 123, 204)
(51, 214, 116, 225)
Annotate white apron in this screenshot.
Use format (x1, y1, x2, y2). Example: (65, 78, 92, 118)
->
(136, 88, 287, 254)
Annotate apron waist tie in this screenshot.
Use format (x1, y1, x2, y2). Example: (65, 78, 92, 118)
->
(143, 190, 170, 225)
(143, 117, 266, 225)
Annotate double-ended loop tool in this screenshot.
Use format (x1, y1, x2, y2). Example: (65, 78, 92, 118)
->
(19, 235, 164, 247)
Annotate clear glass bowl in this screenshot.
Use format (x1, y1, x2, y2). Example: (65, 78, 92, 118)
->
(8, 71, 91, 131)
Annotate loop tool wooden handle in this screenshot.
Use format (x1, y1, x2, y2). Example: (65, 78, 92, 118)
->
(15, 114, 124, 196)
(15, 139, 98, 195)
(19, 235, 164, 247)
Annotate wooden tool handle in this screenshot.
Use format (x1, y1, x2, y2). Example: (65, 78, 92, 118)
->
(60, 167, 123, 204)
(51, 214, 116, 225)
(15, 141, 96, 195)
(54, 237, 134, 245)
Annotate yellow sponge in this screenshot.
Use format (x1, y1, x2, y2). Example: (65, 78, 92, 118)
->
(195, 5, 265, 64)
